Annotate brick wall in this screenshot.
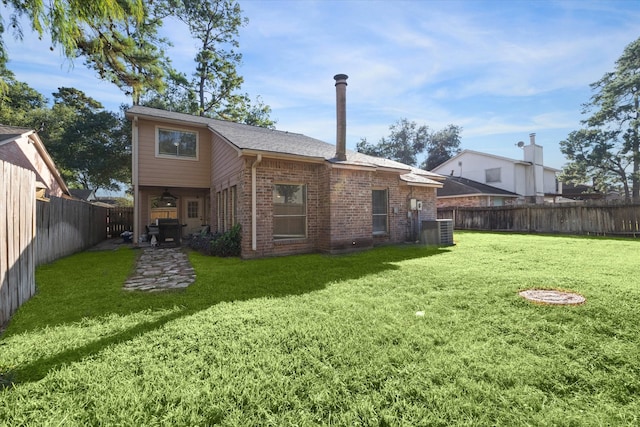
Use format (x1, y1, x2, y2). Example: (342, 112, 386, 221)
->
(238, 156, 440, 258)
(240, 158, 322, 259)
(327, 168, 374, 252)
(437, 195, 519, 208)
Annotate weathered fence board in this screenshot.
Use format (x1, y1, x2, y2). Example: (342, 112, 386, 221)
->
(107, 207, 134, 237)
(438, 203, 640, 236)
(36, 197, 108, 266)
(1, 161, 36, 328)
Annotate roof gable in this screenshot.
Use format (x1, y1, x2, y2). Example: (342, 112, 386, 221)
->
(0, 125, 33, 145)
(432, 149, 560, 173)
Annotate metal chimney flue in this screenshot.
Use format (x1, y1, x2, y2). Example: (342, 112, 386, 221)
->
(529, 132, 536, 145)
(334, 74, 348, 161)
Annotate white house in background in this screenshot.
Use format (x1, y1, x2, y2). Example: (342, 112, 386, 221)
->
(431, 133, 561, 205)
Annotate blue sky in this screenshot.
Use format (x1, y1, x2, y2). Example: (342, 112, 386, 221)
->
(3, 0, 640, 171)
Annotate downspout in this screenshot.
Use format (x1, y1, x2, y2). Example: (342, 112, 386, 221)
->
(251, 154, 262, 251)
(132, 116, 140, 245)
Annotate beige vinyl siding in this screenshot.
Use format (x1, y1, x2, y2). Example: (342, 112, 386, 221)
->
(211, 133, 243, 184)
(137, 119, 211, 187)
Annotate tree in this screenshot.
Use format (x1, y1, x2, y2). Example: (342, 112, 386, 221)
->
(0, 68, 48, 125)
(140, 0, 276, 128)
(177, 0, 247, 117)
(1, 1, 172, 105)
(357, 119, 429, 166)
(77, 1, 171, 105)
(357, 119, 461, 169)
(1, 0, 144, 60)
(421, 124, 462, 170)
(34, 88, 131, 192)
(561, 37, 640, 201)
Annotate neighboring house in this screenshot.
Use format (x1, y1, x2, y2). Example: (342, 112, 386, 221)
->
(437, 176, 520, 208)
(127, 74, 445, 258)
(69, 188, 97, 202)
(431, 133, 560, 206)
(0, 125, 70, 200)
(559, 182, 623, 202)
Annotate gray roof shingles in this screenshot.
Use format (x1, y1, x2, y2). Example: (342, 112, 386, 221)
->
(438, 176, 519, 197)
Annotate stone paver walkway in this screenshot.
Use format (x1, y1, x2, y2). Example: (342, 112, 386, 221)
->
(124, 247, 196, 292)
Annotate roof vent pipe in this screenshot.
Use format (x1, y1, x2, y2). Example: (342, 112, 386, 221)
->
(334, 74, 348, 161)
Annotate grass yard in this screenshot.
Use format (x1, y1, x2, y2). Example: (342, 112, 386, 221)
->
(1, 231, 639, 425)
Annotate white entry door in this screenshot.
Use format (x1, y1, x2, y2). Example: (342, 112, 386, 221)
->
(183, 198, 203, 236)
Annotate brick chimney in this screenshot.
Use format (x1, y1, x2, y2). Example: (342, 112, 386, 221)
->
(334, 74, 348, 161)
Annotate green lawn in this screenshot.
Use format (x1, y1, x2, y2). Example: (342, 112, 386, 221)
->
(1, 232, 639, 425)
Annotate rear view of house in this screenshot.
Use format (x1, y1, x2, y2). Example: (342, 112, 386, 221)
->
(127, 75, 445, 258)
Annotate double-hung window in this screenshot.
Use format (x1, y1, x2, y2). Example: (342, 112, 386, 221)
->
(372, 189, 388, 234)
(156, 127, 198, 159)
(273, 184, 307, 239)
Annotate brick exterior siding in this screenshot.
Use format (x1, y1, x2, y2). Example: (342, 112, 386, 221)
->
(236, 156, 439, 259)
(437, 196, 519, 208)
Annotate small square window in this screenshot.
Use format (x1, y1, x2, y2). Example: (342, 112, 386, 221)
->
(485, 167, 501, 183)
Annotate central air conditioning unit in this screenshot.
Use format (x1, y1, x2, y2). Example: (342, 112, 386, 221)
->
(438, 219, 454, 245)
(420, 219, 454, 246)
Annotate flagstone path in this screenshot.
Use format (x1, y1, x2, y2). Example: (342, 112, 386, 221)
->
(123, 247, 196, 291)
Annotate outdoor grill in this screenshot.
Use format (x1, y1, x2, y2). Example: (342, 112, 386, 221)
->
(151, 218, 183, 246)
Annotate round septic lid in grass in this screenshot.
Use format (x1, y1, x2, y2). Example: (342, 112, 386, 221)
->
(519, 289, 586, 306)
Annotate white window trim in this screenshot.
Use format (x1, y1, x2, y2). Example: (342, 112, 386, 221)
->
(155, 125, 199, 161)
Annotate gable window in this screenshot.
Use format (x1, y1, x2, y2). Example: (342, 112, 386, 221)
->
(273, 184, 306, 239)
(485, 167, 501, 183)
(372, 189, 388, 234)
(156, 127, 198, 159)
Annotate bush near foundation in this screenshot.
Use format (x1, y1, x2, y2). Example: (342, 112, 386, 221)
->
(189, 224, 241, 257)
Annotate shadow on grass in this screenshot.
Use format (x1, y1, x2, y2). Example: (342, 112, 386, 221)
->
(1, 244, 451, 386)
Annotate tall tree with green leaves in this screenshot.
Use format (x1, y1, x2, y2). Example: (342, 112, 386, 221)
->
(177, 0, 247, 117)
(357, 119, 461, 168)
(77, 1, 171, 105)
(1, 0, 171, 105)
(421, 124, 462, 170)
(0, 68, 48, 124)
(357, 119, 429, 166)
(140, 0, 276, 128)
(560, 37, 640, 201)
(48, 88, 131, 191)
(1, 0, 144, 60)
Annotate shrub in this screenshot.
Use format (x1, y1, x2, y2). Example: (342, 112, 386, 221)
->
(187, 231, 218, 253)
(209, 224, 241, 257)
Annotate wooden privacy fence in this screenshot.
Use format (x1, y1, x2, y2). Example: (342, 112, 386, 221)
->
(37, 197, 108, 265)
(438, 203, 640, 236)
(107, 207, 134, 237)
(1, 161, 36, 328)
